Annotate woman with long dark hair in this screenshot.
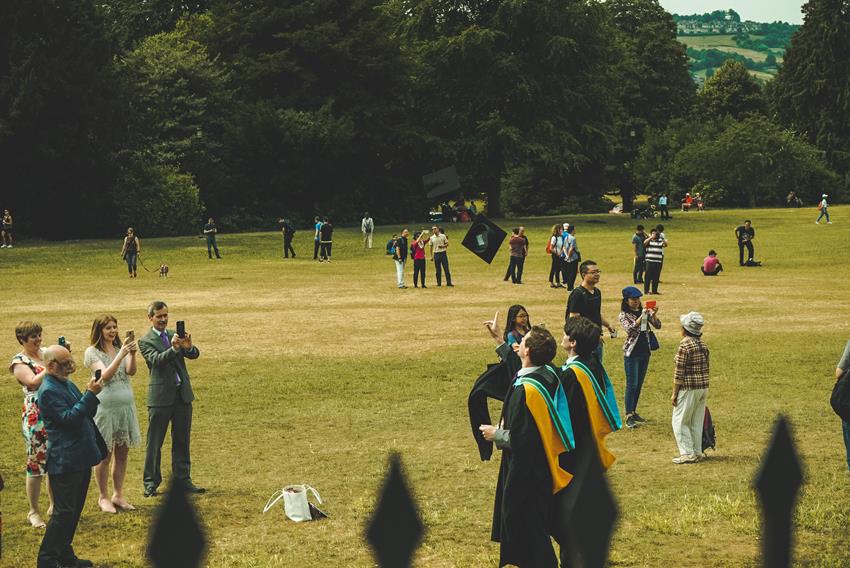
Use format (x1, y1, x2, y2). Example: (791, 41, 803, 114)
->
(120, 228, 141, 278)
(504, 305, 531, 348)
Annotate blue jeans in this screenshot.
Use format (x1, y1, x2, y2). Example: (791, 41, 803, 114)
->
(843, 420, 850, 471)
(624, 353, 650, 414)
(817, 208, 830, 222)
(593, 343, 604, 364)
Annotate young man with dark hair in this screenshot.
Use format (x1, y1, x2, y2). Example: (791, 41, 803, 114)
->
(392, 229, 409, 288)
(203, 218, 222, 259)
(429, 226, 453, 287)
(312, 216, 322, 260)
(701, 250, 723, 276)
(566, 260, 615, 362)
(632, 225, 647, 284)
(562, 225, 579, 290)
(480, 319, 573, 567)
(734, 220, 755, 266)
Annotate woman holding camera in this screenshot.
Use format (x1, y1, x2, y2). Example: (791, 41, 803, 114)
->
(10, 321, 55, 528)
(120, 228, 140, 278)
(83, 315, 140, 513)
(619, 287, 661, 429)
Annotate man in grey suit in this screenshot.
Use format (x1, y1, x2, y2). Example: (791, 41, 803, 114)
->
(140, 300, 205, 497)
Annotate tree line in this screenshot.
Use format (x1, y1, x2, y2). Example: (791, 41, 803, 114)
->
(0, 0, 847, 238)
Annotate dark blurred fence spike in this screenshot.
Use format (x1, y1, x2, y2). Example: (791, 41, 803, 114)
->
(148, 480, 207, 568)
(366, 453, 424, 568)
(753, 415, 804, 568)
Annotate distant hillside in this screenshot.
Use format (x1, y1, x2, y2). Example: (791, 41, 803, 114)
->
(672, 10, 799, 82)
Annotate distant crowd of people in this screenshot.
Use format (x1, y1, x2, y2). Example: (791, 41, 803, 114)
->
(388, 226, 453, 288)
(11, 301, 204, 567)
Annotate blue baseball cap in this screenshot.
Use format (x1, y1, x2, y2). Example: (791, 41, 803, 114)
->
(622, 286, 643, 299)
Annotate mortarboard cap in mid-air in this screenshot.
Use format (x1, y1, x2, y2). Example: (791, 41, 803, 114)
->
(423, 166, 461, 200)
(461, 214, 506, 264)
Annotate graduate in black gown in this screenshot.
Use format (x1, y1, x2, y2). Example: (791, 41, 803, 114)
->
(480, 318, 575, 567)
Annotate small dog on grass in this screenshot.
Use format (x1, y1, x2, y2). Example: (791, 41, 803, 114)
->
(159, 263, 169, 278)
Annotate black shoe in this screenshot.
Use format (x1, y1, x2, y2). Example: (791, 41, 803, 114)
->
(143, 486, 158, 497)
(447, 284, 454, 287)
(632, 413, 647, 424)
(183, 484, 206, 494)
(421, 285, 427, 288)
(625, 416, 638, 429)
(59, 559, 94, 568)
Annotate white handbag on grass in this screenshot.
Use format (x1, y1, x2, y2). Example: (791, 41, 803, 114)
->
(263, 484, 324, 522)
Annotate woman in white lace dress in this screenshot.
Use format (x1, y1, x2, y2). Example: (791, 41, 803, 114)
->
(84, 315, 140, 513)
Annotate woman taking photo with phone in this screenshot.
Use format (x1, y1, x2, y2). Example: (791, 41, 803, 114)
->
(120, 228, 140, 278)
(10, 321, 54, 528)
(618, 287, 661, 429)
(83, 315, 140, 513)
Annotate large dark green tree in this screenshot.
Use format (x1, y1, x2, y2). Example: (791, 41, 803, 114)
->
(402, 0, 620, 216)
(606, 0, 696, 210)
(698, 59, 766, 120)
(770, 0, 850, 179)
(205, 0, 417, 223)
(0, 0, 120, 238)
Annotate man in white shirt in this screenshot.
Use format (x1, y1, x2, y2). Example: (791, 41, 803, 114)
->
(429, 226, 454, 287)
(361, 212, 375, 248)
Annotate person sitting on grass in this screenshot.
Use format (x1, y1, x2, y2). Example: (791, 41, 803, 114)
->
(480, 319, 575, 568)
(701, 250, 723, 276)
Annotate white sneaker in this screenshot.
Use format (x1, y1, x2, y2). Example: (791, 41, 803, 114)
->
(0, 244, 5, 248)
(828, 221, 833, 224)
(815, 221, 820, 224)
(672, 454, 698, 464)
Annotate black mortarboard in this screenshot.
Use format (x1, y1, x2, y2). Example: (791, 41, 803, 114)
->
(461, 214, 507, 264)
(423, 166, 461, 200)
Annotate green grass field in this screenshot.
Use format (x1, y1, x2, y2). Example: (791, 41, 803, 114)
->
(1, 207, 849, 567)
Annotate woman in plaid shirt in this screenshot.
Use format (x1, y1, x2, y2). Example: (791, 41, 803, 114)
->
(671, 312, 709, 464)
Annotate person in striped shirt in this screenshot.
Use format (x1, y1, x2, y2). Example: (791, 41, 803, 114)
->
(643, 228, 667, 295)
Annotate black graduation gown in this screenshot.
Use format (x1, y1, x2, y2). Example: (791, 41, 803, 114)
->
(491, 365, 563, 568)
(468, 343, 521, 461)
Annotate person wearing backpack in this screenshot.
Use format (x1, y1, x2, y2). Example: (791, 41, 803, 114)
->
(816, 193, 831, 224)
(392, 229, 409, 288)
(361, 212, 374, 249)
(833, 342, 850, 471)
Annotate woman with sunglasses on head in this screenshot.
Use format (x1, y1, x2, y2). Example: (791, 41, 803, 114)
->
(10, 321, 55, 528)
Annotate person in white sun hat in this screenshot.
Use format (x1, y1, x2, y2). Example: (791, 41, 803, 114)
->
(671, 311, 709, 464)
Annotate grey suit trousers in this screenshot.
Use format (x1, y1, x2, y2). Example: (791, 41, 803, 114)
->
(143, 394, 192, 490)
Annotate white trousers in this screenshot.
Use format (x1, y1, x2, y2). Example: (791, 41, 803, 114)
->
(672, 388, 707, 456)
(394, 259, 405, 287)
(363, 232, 373, 248)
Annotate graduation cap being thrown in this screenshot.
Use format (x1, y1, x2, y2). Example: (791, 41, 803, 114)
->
(423, 166, 461, 200)
(462, 214, 507, 264)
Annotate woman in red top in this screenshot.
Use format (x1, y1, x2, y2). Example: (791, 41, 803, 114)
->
(412, 231, 428, 288)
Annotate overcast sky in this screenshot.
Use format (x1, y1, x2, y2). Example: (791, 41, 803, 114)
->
(658, 1, 805, 24)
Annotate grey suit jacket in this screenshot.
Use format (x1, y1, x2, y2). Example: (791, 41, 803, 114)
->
(139, 328, 199, 407)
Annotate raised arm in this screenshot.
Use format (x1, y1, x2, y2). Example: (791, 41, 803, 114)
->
(12, 362, 46, 390)
(39, 387, 99, 429)
(139, 337, 180, 368)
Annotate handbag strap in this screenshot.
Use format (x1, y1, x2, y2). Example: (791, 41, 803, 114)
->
(303, 484, 323, 504)
(262, 488, 286, 513)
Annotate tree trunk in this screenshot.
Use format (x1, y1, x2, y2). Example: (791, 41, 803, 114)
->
(484, 177, 502, 217)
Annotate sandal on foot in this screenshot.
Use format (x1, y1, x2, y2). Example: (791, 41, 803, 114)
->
(27, 512, 46, 528)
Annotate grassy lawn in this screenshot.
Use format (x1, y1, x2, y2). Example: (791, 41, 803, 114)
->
(1, 206, 849, 567)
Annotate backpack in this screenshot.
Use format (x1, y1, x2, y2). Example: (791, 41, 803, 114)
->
(702, 406, 716, 451)
(386, 238, 397, 256)
(545, 240, 552, 255)
(830, 367, 850, 422)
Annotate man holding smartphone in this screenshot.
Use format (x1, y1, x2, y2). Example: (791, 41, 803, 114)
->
(139, 301, 204, 497)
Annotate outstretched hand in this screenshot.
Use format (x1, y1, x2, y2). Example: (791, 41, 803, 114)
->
(483, 311, 502, 343)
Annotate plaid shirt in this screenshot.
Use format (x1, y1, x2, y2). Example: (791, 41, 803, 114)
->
(673, 336, 710, 389)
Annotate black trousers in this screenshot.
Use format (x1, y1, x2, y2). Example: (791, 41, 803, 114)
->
(549, 254, 562, 284)
(38, 468, 91, 568)
(320, 242, 332, 260)
(644, 261, 662, 293)
(660, 205, 669, 219)
(633, 257, 645, 283)
(144, 399, 193, 491)
(434, 252, 452, 285)
(206, 237, 221, 258)
(413, 258, 426, 287)
(313, 239, 320, 259)
(505, 256, 525, 283)
(738, 241, 754, 265)
(701, 264, 723, 276)
(283, 237, 295, 258)
(563, 259, 578, 290)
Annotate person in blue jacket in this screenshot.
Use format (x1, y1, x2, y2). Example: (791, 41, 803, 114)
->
(36, 345, 107, 568)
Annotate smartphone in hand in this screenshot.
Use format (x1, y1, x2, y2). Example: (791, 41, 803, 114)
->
(125, 330, 135, 343)
(95, 369, 102, 381)
(58, 336, 66, 347)
(176, 321, 186, 338)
